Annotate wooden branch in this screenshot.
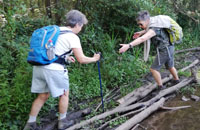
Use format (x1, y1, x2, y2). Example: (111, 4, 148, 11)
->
(175, 47, 200, 54)
(115, 98, 166, 130)
(132, 124, 147, 130)
(171, 0, 199, 23)
(160, 105, 191, 110)
(180, 59, 199, 72)
(117, 59, 199, 107)
(148, 78, 193, 104)
(116, 78, 193, 130)
(116, 81, 193, 130)
(117, 83, 152, 104)
(95, 88, 120, 111)
(66, 60, 198, 130)
(66, 78, 193, 130)
(66, 102, 146, 130)
(97, 107, 146, 130)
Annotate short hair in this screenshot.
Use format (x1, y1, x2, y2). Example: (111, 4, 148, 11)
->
(65, 10, 88, 27)
(136, 10, 150, 22)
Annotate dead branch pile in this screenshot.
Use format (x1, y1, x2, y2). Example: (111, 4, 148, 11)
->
(66, 59, 199, 130)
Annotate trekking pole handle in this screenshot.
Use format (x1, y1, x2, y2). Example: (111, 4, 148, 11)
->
(97, 52, 102, 61)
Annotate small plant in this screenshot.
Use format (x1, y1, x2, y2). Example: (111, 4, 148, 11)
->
(178, 71, 191, 77)
(179, 85, 196, 95)
(109, 116, 127, 128)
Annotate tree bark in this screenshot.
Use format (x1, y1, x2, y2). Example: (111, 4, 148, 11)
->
(54, 0, 62, 25)
(45, 0, 52, 18)
(115, 98, 165, 130)
(115, 78, 193, 130)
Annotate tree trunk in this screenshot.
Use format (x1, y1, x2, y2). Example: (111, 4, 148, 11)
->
(45, 0, 52, 18)
(54, 0, 62, 25)
(115, 98, 165, 130)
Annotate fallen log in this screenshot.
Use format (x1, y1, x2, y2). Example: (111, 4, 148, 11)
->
(66, 102, 146, 130)
(115, 98, 166, 130)
(115, 78, 193, 130)
(66, 78, 193, 130)
(175, 47, 200, 54)
(97, 107, 146, 130)
(117, 59, 199, 107)
(117, 83, 152, 104)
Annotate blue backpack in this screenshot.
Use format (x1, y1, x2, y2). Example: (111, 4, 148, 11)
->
(27, 25, 72, 65)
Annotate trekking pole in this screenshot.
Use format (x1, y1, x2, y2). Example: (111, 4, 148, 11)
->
(97, 52, 104, 112)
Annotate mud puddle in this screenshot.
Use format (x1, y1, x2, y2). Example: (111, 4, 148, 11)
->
(140, 93, 200, 130)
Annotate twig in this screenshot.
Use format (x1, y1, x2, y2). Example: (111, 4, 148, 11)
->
(175, 47, 200, 54)
(171, 0, 199, 23)
(160, 105, 191, 110)
(132, 124, 147, 130)
(95, 88, 116, 112)
(97, 107, 146, 130)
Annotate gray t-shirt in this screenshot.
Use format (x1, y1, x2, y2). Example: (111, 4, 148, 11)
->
(150, 27, 171, 50)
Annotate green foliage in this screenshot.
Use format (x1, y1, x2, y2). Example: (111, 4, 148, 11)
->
(178, 71, 191, 77)
(109, 116, 127, 128)
(0, 0, 200, 129)
(179, 85, 196, 95)
(0, 8, 56, 129)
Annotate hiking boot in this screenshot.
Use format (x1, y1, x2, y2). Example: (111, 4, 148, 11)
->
(58, 118, 74, 130)
(171, 79, 180, 86)
(157, 85, 166, 90)
(23, 122, 37, 130)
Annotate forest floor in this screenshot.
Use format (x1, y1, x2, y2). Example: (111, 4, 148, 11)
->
(37, 48, 200, 130)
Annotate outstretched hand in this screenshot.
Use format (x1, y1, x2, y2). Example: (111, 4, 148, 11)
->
(119, 44, 129, 53)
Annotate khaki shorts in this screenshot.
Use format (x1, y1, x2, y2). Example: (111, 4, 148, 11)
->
(31, 66, 69, 97)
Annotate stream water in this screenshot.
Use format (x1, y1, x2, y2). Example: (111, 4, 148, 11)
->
(140, 92, 200, 130)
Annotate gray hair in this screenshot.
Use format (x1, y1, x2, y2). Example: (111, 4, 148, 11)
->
(136, 10, 150, 22)
(65, 10, 88, 27)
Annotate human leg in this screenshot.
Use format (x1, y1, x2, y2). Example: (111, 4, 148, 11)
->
(24, 93, 49, 130)
(150, 68, 162, 86)
(29, 93, 50, 117)
(59, 90, 69, 118)
(168, 67, 179, 80)
(165, 46, 179, 83)
(58, 90, 74, 129)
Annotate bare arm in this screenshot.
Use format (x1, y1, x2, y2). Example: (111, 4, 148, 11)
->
(133, 30, 146, 39)
(72, 48, 100, 64)
(119, 29, 156, 53)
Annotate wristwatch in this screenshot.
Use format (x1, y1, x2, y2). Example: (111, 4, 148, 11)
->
(129, 43, 133, 48)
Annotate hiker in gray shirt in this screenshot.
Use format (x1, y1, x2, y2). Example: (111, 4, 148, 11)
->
(119, 10, 180, 89)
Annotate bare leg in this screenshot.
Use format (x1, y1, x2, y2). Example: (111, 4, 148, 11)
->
(168, 67, 179, 80)
(150, 68, 162, 86)
(29, 93, 50, 116)
(59, 90, 69, 114)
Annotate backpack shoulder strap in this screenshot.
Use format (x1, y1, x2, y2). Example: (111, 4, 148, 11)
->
(53, 30, 74, 65)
